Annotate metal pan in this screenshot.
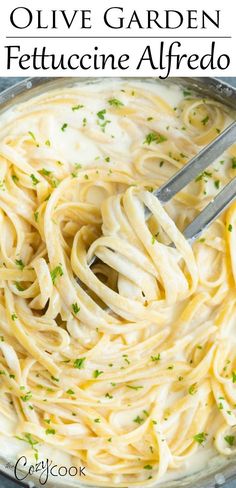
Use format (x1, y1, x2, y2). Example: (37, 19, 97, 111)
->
(0, 76, 235, 488)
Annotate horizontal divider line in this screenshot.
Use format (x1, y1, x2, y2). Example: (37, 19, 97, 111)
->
(5, 36, 232, 39)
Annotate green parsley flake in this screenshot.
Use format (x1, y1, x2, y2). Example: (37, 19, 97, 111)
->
(40, 168, 51, 176)
(93, 370, 104, 378)
(143, 465, 153, 470)
(50, 264, 63, 284)
(108, 98, 124, 108)
(21, 392, 32, 402)
(61, 123, 68, 132)
(133, 415, 144, 424)
(193, 432, 207, 444)
(15, 259, 25, 270)
(97, 109, 106, 120)
(214, 180, 220, 190)
(224, 435, 235, 447)
(12, 175, 19, 183)
(28, 131, 39, 147)
(72, 104, 84, 111)
(16, 433, 39, 460)
(228, 224, 233, 232)
(11, 314, 18, 321)
(232, 371, 236, 383)
(34, 211, 39, 222)
(183, 90, 192, 97)
(232, 157, 236, 169)
(195, 171, 212, 183)
(30, 174, 40, 186)
(73, 358, 86, 369)
(105, 393, 113, 399)
(45, 428, 56, 435)
(51, 376, 59, 382)
(144, 132, 167, 145)
(45, 140, 51, 147)
(94, 418, 101, 423)
(126, 385, 143, 391)
(188, 383, 198, 395)
(72, 303, 80, 314)
(201, 116, 209, 126)
(151, 354, 161, 362)
(66, 389, 75, 395)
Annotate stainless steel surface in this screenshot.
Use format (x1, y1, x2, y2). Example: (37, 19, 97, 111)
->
(0, 77, 235, 488)
(184, 177, 236, 241)
(155, 122, 236, 205)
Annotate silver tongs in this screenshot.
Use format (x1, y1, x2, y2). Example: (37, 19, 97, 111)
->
(87, 122, 236, 273)
(153, 121, 236, 242)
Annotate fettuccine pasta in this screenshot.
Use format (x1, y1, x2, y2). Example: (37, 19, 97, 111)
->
(0, 78, 235, 486)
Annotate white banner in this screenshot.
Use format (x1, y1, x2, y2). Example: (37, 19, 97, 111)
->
(0, 0, 235, 77)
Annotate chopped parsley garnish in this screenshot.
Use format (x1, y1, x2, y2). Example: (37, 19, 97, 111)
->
(133, 415, 144, 424)
(61, 123, 68, 132)
(30, 174, 40, 186)
(143, 465, 153, 470)
(15, 282, 24, 291)
(232, 371, 236, 383)
(12, 175, 19, 183)
(66, 389, 75, 395)
(126, 385, 143, 391)
(214, 180, 220, 189)
(232, 157, 236, 169)
(147, 117, 154, 121)
(82, 118, 87, 127)
(15, 259, 25, 270)
(40, 168, 51, 176)
(97, 109, 106, 120)
(195, 171, 212, 183)
(72, 104, 84, 111)
(21, 392, 32, 402)
(151, 354, 161, 362)
(11, 314, 18, 321)
(72, 302, 80, 314)
(45, 140, 51, 147)
(224, 435, 235, 447)
(105, 393, 113, 399)
(34, 211, 39, 222)
(183, 90, 192, 97)
(94, 418, 101, 423)
(188, 383, 198, 395)
(73, 358, 86, 369)
(84, 174, 89, 180)
(108, 98, 124, 108)
(16, 433, 39, 461)
(105, 157, 110, 163)
(144, 132, 167, 145)
(151, 235, 155, 245)
(93, 370, 104, 378)
(50, 264, 63, 284)
(193, 432, 207, 444)
(228, 224, 233, 232)
(51, 376, 59, 382)
(201, 116, 209, 126)
(28, 131, 39, 147)
(45, 428, 56, 435)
